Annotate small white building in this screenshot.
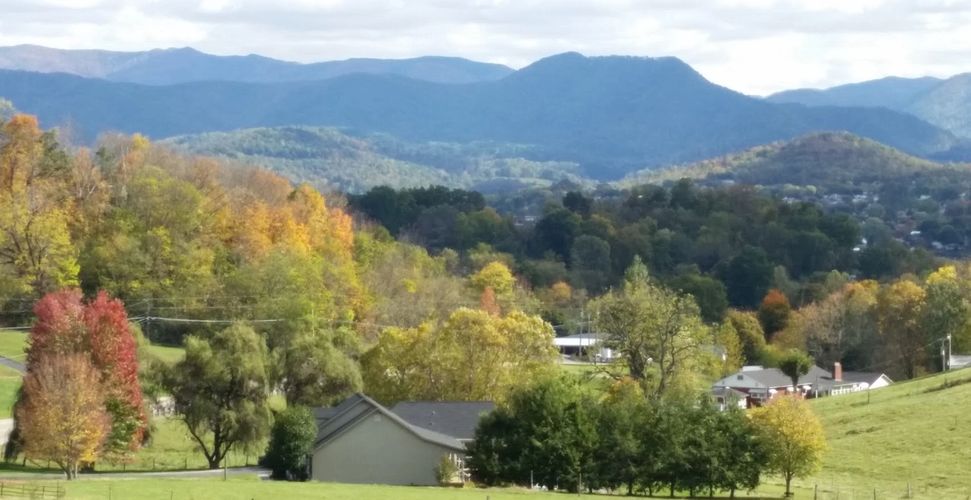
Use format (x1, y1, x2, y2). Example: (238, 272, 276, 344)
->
(553, 333, 614, 362)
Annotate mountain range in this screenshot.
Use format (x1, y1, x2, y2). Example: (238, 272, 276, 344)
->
(768, 73, 971, 138)
(1, 48, 964, 183)
(0, 44, 513, 85)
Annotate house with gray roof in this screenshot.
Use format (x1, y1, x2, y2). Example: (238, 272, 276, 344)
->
(712, 362, 892, 407)
(311, 394, 494, 485)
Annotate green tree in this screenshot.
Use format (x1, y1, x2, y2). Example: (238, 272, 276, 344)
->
(467, 376, 598, 492)
(569, 235, 611, 292)
(727, 310, 767, 364)
(591, 257, 709, 399)
(591, 381, 647, 494)
(751, 396, 826, 497)
(777, 349, 813, 390)
(162, 323, 273, 469)
(716, 406, 767, 498)
(724, 247, 774, 308)
(263, 406, 317, 480)
(923, 266, 971, 363)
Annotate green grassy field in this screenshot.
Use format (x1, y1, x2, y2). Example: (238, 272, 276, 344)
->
(5, 476, 798, 500)
(143, 344, 186, 365)
(0, 329, 27, 361)
(800, 368, 971, 499)
(0, 364, 21, 418)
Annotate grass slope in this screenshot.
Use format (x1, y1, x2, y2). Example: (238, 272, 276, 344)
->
(803, 368, 971, 499)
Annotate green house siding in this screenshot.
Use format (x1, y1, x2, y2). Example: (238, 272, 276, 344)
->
(311, 411, 461, 485)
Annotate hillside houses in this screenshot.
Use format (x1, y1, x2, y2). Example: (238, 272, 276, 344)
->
(712, 362, 892, 408)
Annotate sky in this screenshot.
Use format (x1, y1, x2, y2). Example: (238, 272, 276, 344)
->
(2, 0, 970, 95)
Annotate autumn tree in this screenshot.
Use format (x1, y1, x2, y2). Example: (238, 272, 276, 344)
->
(24, 289, 146, 459)
(591, 257, 710, 399)
(18, 354, 109, 479)
(758, 289, 792, 340)
(791, 281, 879, 370)
(161, 323, 273, 469)
(0, 115, 78, 298)
(362, 308, 557, 403)
(751, 396, 826, 497)
(922, 266, 971, 364)
(877, 279, 927, 379)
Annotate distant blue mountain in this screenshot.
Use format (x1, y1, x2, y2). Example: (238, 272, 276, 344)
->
(768, 74, 971, 139)
(0, 44, 514, 85)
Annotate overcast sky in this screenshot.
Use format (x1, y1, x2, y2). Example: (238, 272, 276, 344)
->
(2, 0, 969, 95)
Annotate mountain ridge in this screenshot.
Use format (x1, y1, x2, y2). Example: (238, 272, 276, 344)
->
(767, 73, 971, 138)
(0, 44, 514, 85)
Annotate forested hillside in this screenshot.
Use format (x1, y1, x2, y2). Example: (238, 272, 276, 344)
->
(625, 132, 971, 257)
(0, 52, 958, 181)
(164, 126, 587, 192)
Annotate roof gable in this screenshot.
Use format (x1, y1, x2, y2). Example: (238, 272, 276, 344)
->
(314, 394, 466, 452)
(390, 401, 495, 441)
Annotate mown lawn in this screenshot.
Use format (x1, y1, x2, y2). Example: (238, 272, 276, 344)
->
(21, 476, 796, 500)
(143, 344, 185, 365)
(0, 364, 21, 418)
(0, 329, 27, 362)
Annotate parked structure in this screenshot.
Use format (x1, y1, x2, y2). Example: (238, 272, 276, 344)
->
(311, 394, 494, 485)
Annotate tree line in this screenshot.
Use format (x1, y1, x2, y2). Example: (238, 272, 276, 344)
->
(469, 376, 826, 498)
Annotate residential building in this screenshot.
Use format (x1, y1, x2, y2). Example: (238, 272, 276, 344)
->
(311, 394, 494, 485)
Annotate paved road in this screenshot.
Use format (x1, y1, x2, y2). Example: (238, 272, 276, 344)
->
(0, 355, 24, 373)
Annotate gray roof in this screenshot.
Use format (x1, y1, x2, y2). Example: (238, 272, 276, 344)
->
(390, 401, 495, 441)
(313, 393, 466, 452)
(745, 365, 833, 388)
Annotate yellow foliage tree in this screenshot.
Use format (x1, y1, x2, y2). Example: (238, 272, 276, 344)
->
(18, 354, 109, 479)
(471, 261, 516, 296)
(751, 395, 826, 497)
(362, 308, 558, 403)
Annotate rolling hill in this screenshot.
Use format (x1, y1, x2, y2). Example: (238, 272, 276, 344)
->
(163, 126, 586, 193)
(769, 73, 971, 139)
(622, 131, 966, 190)
(0, 44, 514, 85)
(0, 52, 959, 181)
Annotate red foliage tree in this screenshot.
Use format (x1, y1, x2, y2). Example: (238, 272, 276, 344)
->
(758, 289, 792, 340)
(26, 289, 147, 458)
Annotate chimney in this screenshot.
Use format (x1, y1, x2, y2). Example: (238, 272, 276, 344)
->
(834, 362, 843, 382)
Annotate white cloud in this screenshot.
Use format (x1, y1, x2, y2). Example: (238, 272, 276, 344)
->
(1, 0, 970, 94)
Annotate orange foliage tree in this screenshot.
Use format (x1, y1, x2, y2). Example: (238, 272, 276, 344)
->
(24, 289, 146, 459)
(17, 354, 109, 479)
